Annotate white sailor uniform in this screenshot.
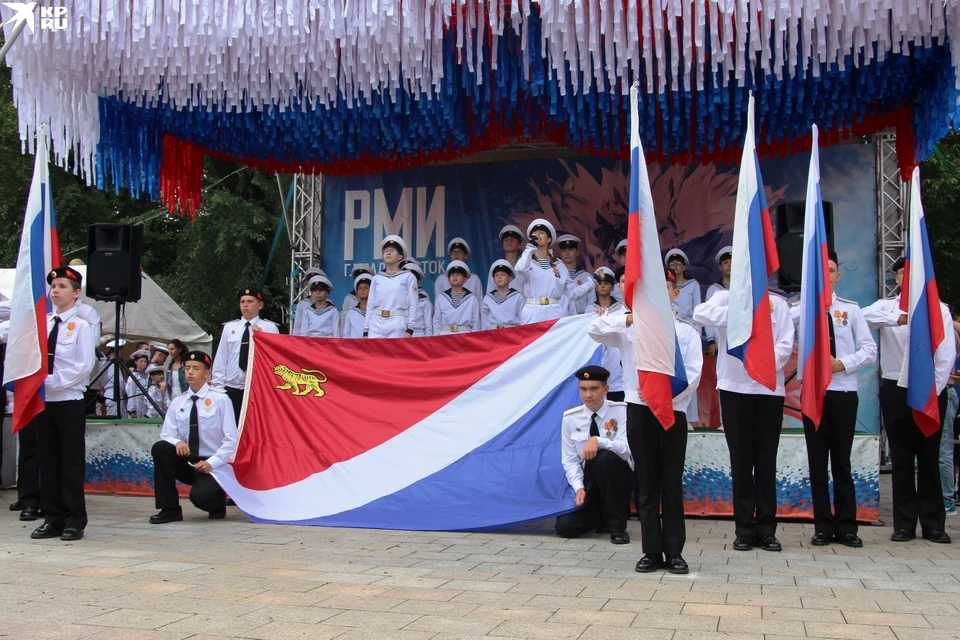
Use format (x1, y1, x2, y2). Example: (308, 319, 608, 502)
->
(342, 291, 360, 315)
(410, 289, 434, 337)
(563, 268, 597, 316)
(514, 247, 593, 324)
(433, 289, 481, 336)
(342, 308, 367, 339)
(365, 271, 421, 338)
(485, 258, 519, 293)
(293, 303, 341, 338)
(674, 279, 702, 321)
(481, 289, 524, 329)
(145, 383, 166, 418)
(125, 371, 149, 417)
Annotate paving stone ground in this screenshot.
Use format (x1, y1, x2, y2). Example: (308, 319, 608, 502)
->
(2, 475, 960, 640)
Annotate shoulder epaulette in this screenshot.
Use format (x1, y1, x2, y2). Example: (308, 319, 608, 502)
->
(768, 290, 788, 301)
(563, 406, 585, 417)
(608, 401, 627, 407)
(835, 296, 858, 305)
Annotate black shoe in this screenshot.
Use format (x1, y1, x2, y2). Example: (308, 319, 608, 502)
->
(835, 533, 863, 548)
(9, 500, 23, 511)
(208, 508, 227, 520)
(810, 532, 832, 546)
(757, 534, 782, 552)
(610, 531, 630, 545)
(890, 529, 915, 542)
(923, 530, 952, 544)
(635, 554, 663, 573)
(60, 526, 83, 541)
(148, 509, 183, 525)
(664, 554, 689, 574)
(595, 525, 610, 534)
(732, 536, 754, 551)
(19, 506, 40, 522)
(30, 523, 63, 539)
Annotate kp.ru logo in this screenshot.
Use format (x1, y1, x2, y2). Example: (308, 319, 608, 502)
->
(2, 3, 68, 33)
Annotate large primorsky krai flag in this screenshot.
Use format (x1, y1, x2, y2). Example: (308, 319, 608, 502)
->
(727, 93, 780, 391)
(798, 124, 834, 428)
(213, 315, 603, 530)
(624, 83, 687, 429)
(898, 166, 946, 437)
(3, 126, 62, 432)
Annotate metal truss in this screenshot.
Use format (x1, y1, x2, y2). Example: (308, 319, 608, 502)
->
(288, 173, 324, 320)
(876, 134, 908, 299)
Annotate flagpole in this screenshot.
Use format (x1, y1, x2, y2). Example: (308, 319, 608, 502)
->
(0, 20, 28, 62)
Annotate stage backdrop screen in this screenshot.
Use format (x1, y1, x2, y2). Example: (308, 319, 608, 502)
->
(323, 147, 880, 432)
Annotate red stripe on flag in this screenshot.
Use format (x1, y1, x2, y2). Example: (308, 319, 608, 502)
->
(745, 293, 778, 391)
(12, 299, 49, 433)
(800, 243, 834, 429)
(760, 206, 780, 275)
(233, 322, 559, 490)
(623, 210, 641, 312)
(638, 372, 676, 429)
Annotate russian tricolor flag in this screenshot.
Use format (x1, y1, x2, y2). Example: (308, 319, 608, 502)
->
(2, 126, 62, 433)
(624, 83, 687, 429)
(727, 94, 780, 391)
(798, 125, 834, 428)
(898, 167, 946, 437)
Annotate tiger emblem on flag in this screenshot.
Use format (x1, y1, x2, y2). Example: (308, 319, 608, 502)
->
(273, 365, 328, 398)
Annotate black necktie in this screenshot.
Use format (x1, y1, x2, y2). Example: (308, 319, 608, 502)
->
(826, 311, 837, 358)
(188, 394, 200, 462)
(47, 316, 61, 374)
(238, 321, 251, 372)
(589, 412, 600, 437)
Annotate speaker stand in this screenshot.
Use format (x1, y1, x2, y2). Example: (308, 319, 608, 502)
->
(88, 301, 165, 419)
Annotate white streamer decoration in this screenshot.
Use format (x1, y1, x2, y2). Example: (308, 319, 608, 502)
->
(0, 0, 958, 183)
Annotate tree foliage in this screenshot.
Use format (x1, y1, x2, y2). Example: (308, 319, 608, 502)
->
(0, 64, 290, 344)
(921, 131, 960, 312)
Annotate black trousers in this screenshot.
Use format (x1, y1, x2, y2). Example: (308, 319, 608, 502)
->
(16, 418, 41, 509)
(226, 387, 244, 423)
(36, 400, 87, 529)
(803, 391, 859, 536)
(628, 403, 688, 555)
(720, 390, 785, 538)
(151, 441, 226, 513)
(880, 379, 947, 535)
(555, 449, 632, 538)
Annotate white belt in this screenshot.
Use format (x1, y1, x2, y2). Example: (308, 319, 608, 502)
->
(375, 309, 405, 318)
(442, 324, 473, 332)
(492, 324, 518, 329)
(525, 297, 559, 305)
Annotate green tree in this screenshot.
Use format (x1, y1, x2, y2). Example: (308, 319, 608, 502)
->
(921, 131, 960, 313)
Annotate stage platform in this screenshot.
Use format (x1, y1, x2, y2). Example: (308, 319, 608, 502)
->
(83, 420, 881, 524)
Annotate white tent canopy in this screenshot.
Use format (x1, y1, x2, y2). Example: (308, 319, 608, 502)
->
(0, 267, 212, 352)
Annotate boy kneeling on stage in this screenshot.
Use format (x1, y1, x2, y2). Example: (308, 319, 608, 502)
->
(149, 351, 238, 524)
(556, 365, 633, 545)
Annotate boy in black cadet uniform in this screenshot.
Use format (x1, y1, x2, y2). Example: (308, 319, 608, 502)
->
(556, 365, 633, 545)
(150, 351, 239, 524)
(790, 252, 877, 547)
(30, 267, 96, 541)
(211, 288, 279, 420)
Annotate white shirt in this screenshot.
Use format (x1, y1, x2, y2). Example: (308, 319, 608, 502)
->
(342, 308, 366, 339)
(75, 298, 101, 346)
(481, 289, 524, 329)
(693, 290, 795, 397)
(433, 289, 481, 335)
(45, 306, 96, 402)
(410, 290, 434, 336)
(160, 383, 238, 469)
(364, 271, 421, 337)
(211, 316, 280, 390)
(562, 268, 597, 316)
(863, 294, 957, 393)
(293, 303, 341, 338)
(561, 400, 632, 492)
(125, 370, 148, 416)
(585, 302, 626, 393)
(435, 272, 484, 300)
(588, 312, 703, 411)
(789, 293, 878, 392)
(674, 279, 703, 321)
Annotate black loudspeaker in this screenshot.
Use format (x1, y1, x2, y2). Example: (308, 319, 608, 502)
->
(86, 224, 144, 302)
(776, 200, 834, 293)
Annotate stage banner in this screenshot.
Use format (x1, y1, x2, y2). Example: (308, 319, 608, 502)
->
(683, 431, 881, 523)
(214, 315, 603, 531)
(322, 150, 881, 433)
